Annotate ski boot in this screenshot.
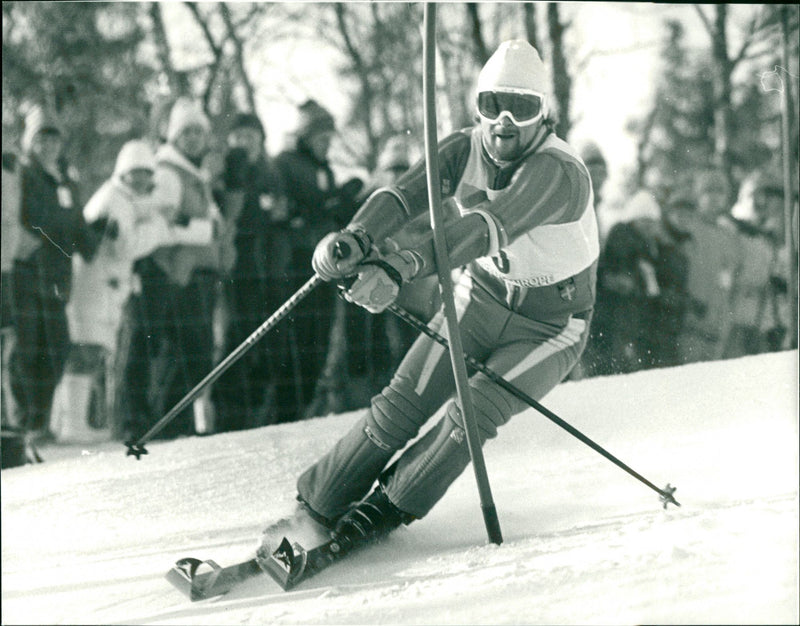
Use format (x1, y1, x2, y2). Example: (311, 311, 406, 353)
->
(328, 486, 414, 557)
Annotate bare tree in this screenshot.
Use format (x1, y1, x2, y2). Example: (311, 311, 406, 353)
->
(523, 3, 540, 51)
(466, 3, 490, 65)
(547, 3, 572, 139)
(694, 4, 762, 195)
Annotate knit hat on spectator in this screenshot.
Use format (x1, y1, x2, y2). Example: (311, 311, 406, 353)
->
(624, 190, 662, 222)
(230, 112, 265, 138)
(296, 100, 336, 139)
(21, 105, 62, 155)
(113, 139, 156, 179)
(166, 97, 210, 144)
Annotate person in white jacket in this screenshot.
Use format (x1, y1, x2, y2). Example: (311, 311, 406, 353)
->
(68, 139, 212, 352)
(120, 98, 231, 441)
(62, 140, 212, 440)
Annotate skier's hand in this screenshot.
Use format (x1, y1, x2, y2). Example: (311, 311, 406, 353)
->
(344, 264, 400, 313)
(344, 250, 421, 314)
(313, 228, 372, 281)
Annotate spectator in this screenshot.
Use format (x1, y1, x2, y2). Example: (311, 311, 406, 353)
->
(2, 147, 22, 279)
(120, 97, 233, 440)
(721, 170, 791, 356)
(567, 141, 610, 381)
(274, 99, 363, 421)
(676, 169, 743, 364)
(211, 112, 292, 431)
(583, 190, 689, 376)
(67, 139, 212, 439)
(2, 145, 22, 431)
(9, 105, 103, 453)
(579, 142, 611, 244)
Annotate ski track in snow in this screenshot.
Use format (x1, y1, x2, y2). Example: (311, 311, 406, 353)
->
(2, 351, 798, 625)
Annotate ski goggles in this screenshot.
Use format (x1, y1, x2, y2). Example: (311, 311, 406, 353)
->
(477, 89, 546, 126)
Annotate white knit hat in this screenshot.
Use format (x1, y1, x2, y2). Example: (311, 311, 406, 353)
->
(166, 97, 210, 144)
(624, 190, 662, 222)
(113, 139, 156, 178)
(477, 40, 550, 97)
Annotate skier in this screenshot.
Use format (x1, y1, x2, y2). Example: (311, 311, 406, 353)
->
(260, 40, 600, 565)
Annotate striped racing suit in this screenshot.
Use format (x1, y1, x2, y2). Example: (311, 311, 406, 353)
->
(298, 124, 599, 520)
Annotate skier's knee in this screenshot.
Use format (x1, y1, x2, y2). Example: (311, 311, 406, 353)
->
(364, 383, 428, 450)
(445, 379, 513, 440)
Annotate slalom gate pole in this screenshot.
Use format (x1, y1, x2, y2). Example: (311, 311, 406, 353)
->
(422, 4, 503, 544)
(125, 274, 322, 459)
(388, 303, 681, 509)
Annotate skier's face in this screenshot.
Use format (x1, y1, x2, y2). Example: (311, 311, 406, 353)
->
(480, 115, 541, 162)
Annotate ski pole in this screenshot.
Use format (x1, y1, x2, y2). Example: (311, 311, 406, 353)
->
(422, 4, 503, 545)
(387, 303, 681, 509)
(126, 274, 322, 459)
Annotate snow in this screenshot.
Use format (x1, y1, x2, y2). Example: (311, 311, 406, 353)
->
(2, 350, 798, 625)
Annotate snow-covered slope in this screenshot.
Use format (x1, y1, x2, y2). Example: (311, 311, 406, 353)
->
(2, 351, 798, 625)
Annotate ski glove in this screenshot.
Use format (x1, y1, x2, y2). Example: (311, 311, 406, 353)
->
(313, 228, 372, 281)
(344, 250, 421, 314)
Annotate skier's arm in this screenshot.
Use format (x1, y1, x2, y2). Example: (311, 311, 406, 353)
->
(313, 131, 472, 281)
(385, 153, 589, 280)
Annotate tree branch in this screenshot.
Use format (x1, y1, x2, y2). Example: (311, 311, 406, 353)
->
(523, 3, 539, 51)
(693, 5, 714, 38)
(220, 2, 256, 112)
(148, 2, 183, 93)
(184, 2, 221, 58)
(466, 3, 490, 65)
(184, 2, 225, 111)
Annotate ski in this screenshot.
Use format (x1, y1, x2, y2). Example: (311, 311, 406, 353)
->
(165, 538, 342, 600)
(165, 503, 348, 600)
(165, 555, 263, 601)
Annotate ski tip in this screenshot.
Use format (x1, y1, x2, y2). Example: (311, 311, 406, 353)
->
(257, 537, 308, 591)
(165, 557, 222, 601)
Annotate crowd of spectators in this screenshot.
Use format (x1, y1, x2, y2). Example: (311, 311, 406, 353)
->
(0, 100, 796, 465)
(0, 98, 421, 459)
(579, 146, 796, 378)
